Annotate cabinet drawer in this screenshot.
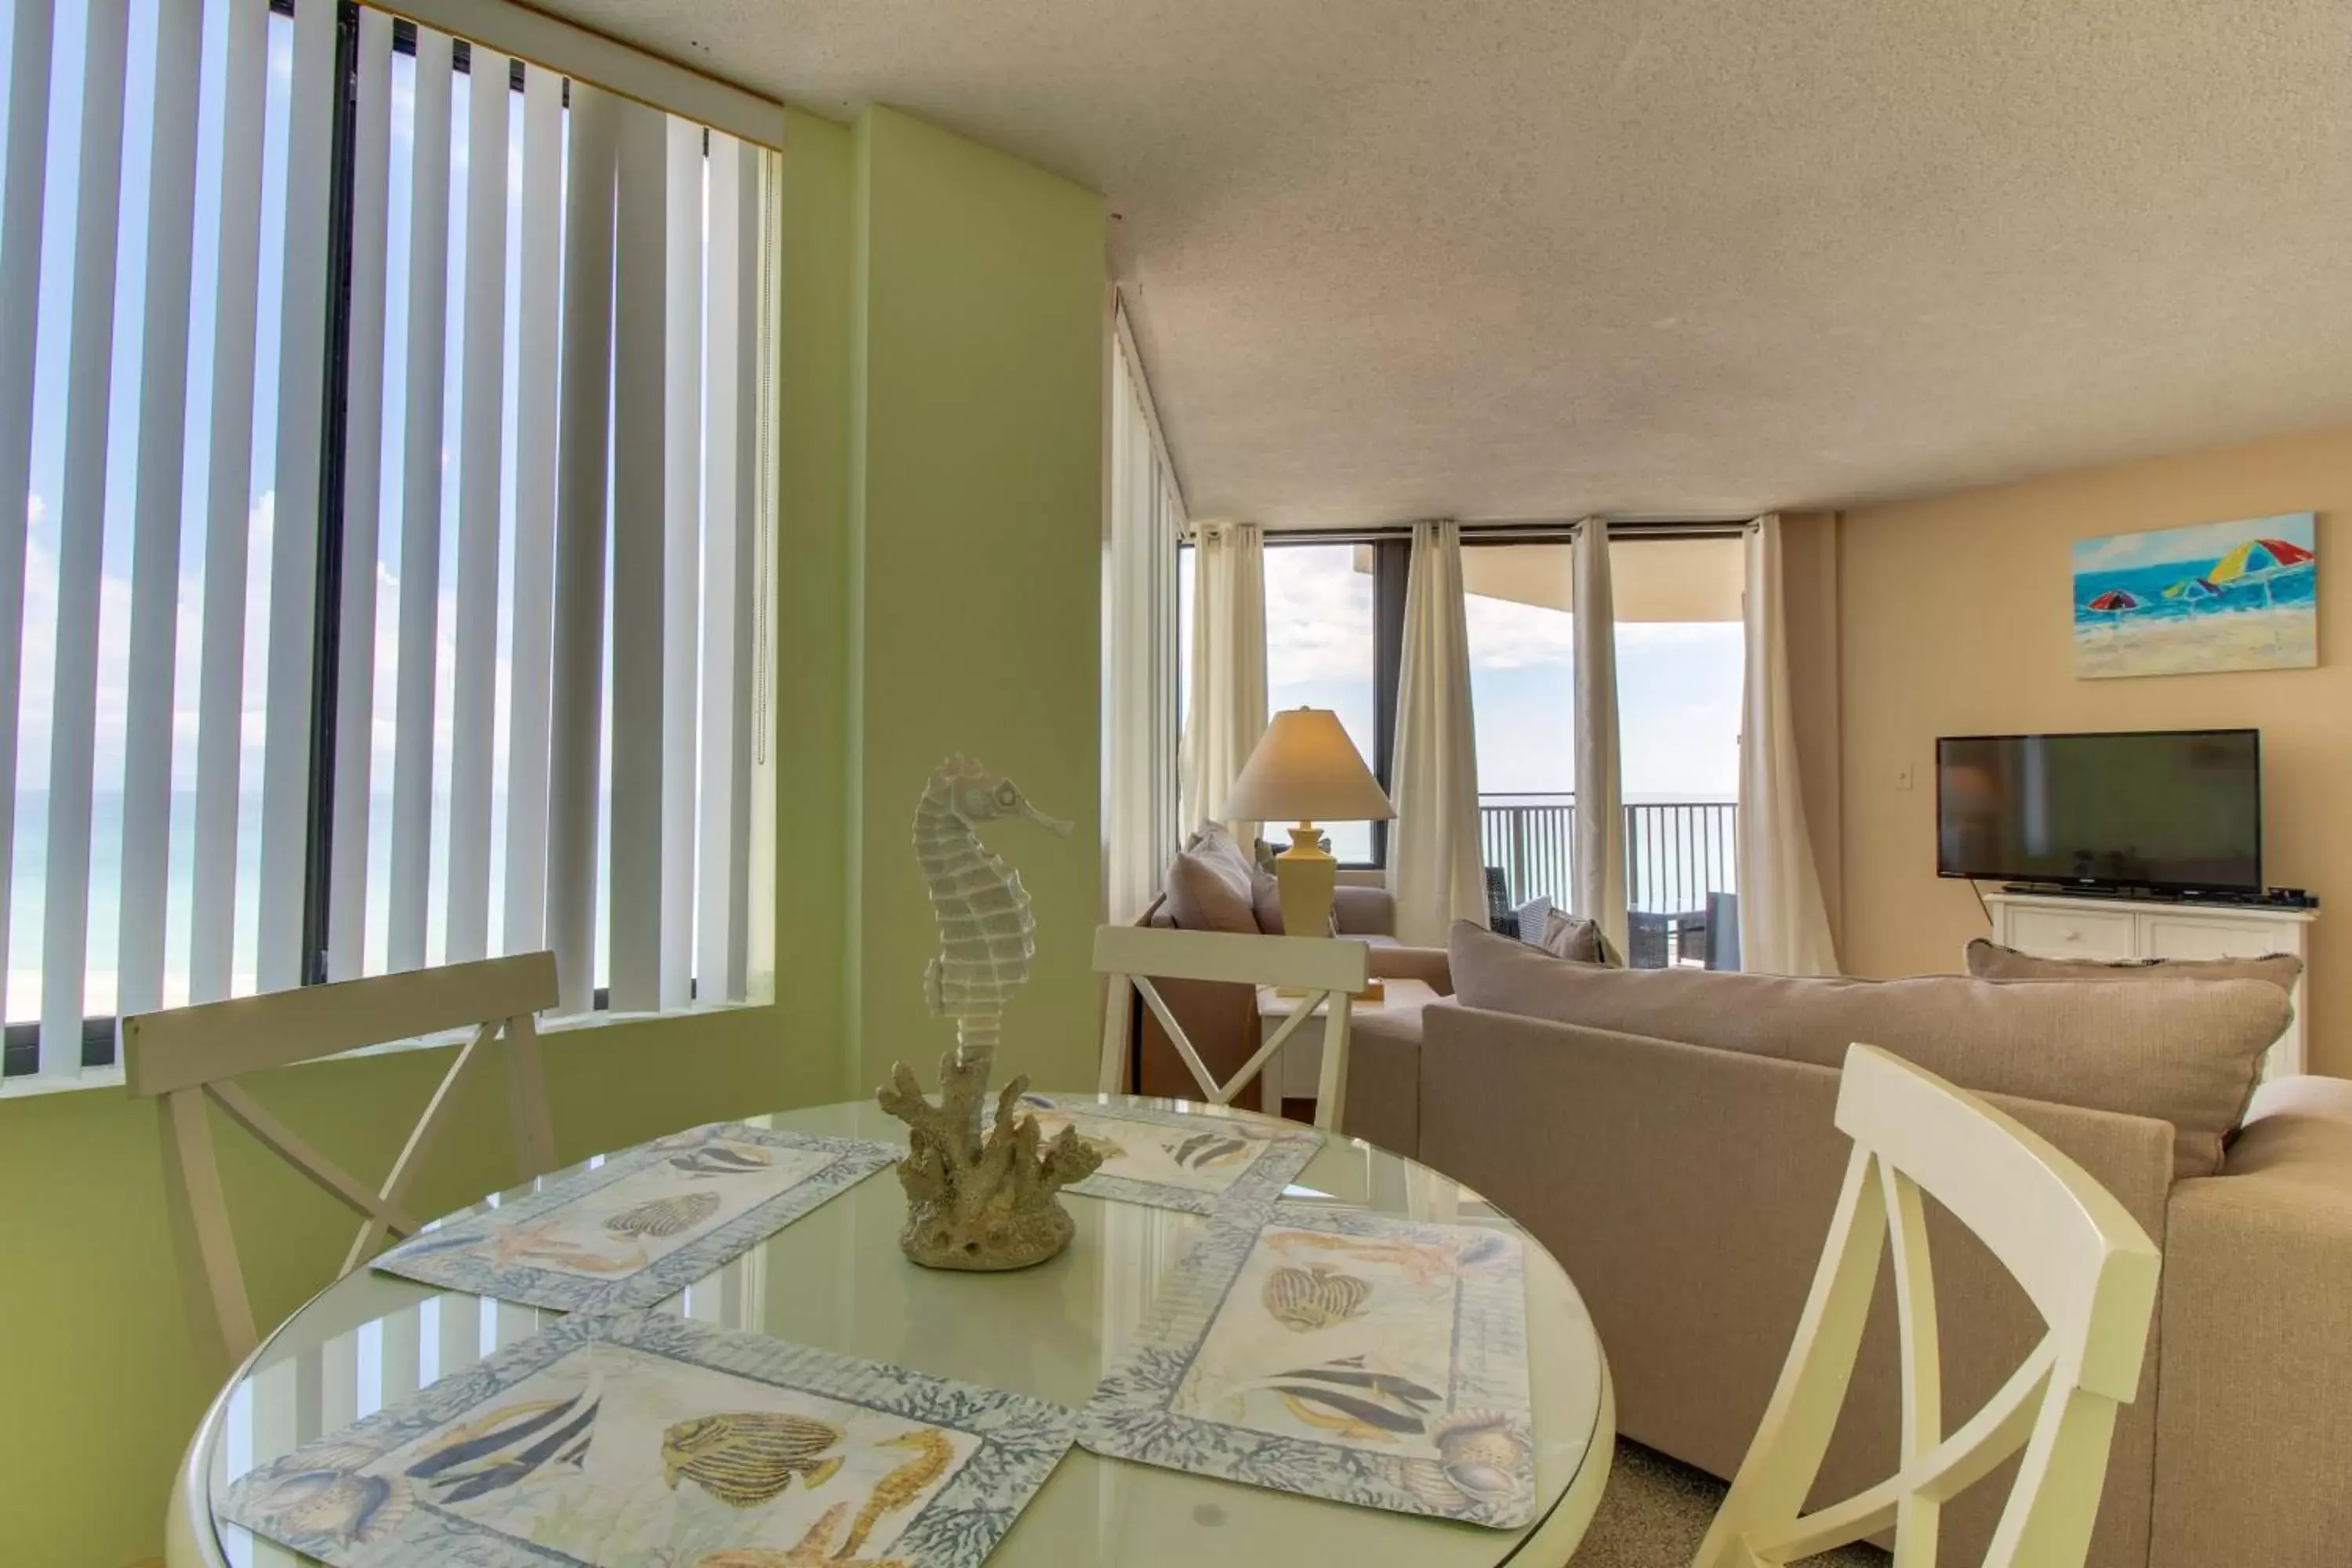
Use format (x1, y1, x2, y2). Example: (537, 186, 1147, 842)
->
(2139, 914, 2297, 964)
(2005, 906, 2136, 960)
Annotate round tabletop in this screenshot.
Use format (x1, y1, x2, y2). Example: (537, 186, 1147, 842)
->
(171, 1095, 1613, 1567)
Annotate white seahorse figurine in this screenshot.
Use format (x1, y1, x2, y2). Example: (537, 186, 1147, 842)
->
(913, 755, 1073, 1076)
(878, 757, 1100, 1270)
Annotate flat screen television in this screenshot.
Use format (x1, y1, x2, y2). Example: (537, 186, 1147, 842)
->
(1936, 729, 2262, 894)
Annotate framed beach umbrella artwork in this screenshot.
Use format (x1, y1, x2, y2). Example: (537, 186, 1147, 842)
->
(2072, 512, 2318, 678)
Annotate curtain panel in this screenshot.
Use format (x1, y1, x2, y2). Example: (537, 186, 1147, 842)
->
(1105, 318, 1185, 922)
(1178, 522, 1269, 840)
(1572, 519, 1629, 956)
(1386, 521, 1486, 946)
(1737, 514, 1842, 975)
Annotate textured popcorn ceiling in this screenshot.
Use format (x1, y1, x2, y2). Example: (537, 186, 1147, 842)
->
(542, 0, 2352, 528)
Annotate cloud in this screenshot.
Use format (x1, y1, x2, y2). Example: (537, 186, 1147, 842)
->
(2072, 532, 2145, 572)
(1263, 546, 1374, 684)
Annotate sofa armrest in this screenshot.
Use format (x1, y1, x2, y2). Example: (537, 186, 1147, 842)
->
(2152, 1077, 2352, 1568)
(1339, 1006, 1427, 1157)
(1368, 945, 1452, 994)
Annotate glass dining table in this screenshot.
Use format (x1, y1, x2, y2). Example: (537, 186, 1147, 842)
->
(169, 1094, 1613, 1567)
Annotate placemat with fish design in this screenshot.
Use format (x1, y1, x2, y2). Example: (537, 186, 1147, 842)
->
(989, 1094, 1322, 1214)
(371, 1122, 898, 1312)
(216, 1308, 1074, 1568)
(1077, 1203, 1536, 1527)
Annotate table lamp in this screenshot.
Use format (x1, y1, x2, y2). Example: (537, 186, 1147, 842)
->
(1219, 707, 1397, 940)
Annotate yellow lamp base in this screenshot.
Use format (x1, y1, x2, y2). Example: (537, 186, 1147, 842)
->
(1272, 823, 1381, 1000)
(1274, 823, 1337, 939)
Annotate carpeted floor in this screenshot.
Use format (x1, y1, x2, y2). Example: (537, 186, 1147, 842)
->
(1568, 1439, 1890, 1567)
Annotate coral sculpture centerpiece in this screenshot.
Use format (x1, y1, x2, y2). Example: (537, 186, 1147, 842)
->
(876, 757, 1103, 1270)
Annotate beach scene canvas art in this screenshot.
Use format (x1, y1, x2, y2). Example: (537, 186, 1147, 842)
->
(2073, 512, 2318, 679)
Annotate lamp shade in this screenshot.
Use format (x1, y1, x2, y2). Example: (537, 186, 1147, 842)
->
(1220, 708, 1396, 824)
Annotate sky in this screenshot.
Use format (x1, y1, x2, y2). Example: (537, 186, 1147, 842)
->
(2072, 511, 2317, 575)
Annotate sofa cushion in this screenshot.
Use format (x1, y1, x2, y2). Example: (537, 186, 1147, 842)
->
(1965, 935, 2303, 993)
(1447, 920, 2288, 1179)
(1165, 825, 1260, 934)
(1540, 909, 1610, 964)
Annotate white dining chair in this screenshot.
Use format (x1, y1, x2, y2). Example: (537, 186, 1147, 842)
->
(1693, 1043, 2162, 1568)
(1092, 924, 1371, 1132)
(122, 952, 561, 1364)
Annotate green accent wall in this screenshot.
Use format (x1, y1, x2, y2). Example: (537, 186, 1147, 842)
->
(848, 107, 1106, 1097)
(0, 103, 1104, 1566)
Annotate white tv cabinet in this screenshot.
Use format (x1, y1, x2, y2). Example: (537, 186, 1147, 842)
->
(1982, 890, 2316, 1079)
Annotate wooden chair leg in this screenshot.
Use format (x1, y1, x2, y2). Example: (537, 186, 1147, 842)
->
(1312, 993, 1353, 1133)
(504, 1011, 557, 1178)
(159, 1088, 260, 1364)
(1098, 975, 1131, 1094)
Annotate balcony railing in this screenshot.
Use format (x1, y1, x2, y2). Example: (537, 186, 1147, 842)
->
(1478, 794, 1737, 916)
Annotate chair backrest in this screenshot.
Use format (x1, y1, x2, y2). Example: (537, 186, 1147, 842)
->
(1483, 866, 1515, 935)
(1705, 890, 1741, 971)
(1626, 909, 1671, 969)
(1092, 924, 1370, 1131)
(122, 952, 561, 1364)
(1693, 1043, 2161, 1568)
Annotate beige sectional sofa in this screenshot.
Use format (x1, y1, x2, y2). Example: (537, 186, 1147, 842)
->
(1340, 924, 2352, 1568)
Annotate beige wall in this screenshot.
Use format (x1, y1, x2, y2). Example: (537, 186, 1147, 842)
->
(1835, 423, 2350, 1076)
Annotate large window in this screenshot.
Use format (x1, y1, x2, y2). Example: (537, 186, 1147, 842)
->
(1180, 525, 1744, 918)
(0, 0, 779, 1082)
(1176, 537, 1399, 866)
(1462, 535, 1744, 935)
(1263, 542, 1382, 864)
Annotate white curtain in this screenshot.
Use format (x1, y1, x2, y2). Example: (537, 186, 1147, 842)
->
(1178, 521, 1269, 840)
(1738, 514, 1841, 975)
(1387, 521, 1486, 946)
(1573, 518, 1629, 956)
(1105, 315, 1185, 921)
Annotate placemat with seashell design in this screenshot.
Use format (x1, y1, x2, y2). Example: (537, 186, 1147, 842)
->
(371, 1122, 898, 1312)
(216, 1308, 1073, 1568)
(1077, 1203, 1535, 1526)
(987, 1094, 1323, 1214)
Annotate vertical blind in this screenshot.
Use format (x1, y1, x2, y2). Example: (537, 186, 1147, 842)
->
(1104, 314, 1185, 926)
(0, 0, 779, 1080)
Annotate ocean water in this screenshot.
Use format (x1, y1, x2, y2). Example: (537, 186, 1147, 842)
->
(2074, 560, 2317, 627)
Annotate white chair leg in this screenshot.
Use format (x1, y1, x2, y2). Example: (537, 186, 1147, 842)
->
(1312, 992, 1353, 1132)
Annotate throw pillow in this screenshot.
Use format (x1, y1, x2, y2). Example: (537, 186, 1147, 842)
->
(1965, 936, 2303, 993)
(1540, 909, 1610, 964)
(1511, 895, 1554, 946)
(1164, 824, 1260, 935)
(1250, 866, 1341, 935)
(1446, 920, 2288, 1180)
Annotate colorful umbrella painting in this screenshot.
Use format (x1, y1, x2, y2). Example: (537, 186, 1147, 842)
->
(2207, 536, 2315, 586)
(2071, 512, 2317, 679)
